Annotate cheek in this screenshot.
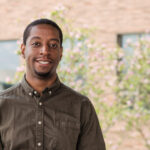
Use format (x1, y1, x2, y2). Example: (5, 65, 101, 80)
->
(24, 52, 34, 64)
(25, 48, 36, 58)
(51, 52, 61, 59)
(57, 54, 62, 62)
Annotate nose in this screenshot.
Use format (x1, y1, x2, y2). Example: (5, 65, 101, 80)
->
(40, 44, 49, 55)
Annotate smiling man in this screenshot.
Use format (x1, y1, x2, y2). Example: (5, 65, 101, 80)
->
(0, 19, 106, 150)
(21, 22, 63, 93)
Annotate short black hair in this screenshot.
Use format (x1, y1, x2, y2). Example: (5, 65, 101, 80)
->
(23, 18, 63, 46)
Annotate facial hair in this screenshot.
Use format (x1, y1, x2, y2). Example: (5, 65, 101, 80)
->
(34, 68, 55, 80)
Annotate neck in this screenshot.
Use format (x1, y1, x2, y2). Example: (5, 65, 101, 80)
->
(25, 74, 57, 94)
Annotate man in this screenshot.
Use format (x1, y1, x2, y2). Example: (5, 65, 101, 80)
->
(0, 19, 106, 150)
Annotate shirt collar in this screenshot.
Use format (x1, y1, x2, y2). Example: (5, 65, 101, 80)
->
(21, 74, 61, 97)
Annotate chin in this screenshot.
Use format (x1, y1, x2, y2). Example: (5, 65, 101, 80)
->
(35, 71, 51, 78)
(34, 70, 56, 79)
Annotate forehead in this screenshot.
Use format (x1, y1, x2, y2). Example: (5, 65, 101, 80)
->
(28, 24, 60, 41)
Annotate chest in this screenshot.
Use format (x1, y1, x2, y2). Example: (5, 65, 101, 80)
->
(0, 100, 81, 150)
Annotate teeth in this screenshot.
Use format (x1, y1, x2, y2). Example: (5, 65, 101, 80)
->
(38, 61, 49, 64)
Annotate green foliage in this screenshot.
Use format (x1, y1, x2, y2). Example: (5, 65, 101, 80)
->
(116, 38, 150, 149)
(116, 37, 150, 111)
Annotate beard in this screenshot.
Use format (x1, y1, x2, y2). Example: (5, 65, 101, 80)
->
(26, 57, 58, 80)
(35, 70, 50, 78)
(34, 68, 56, 80)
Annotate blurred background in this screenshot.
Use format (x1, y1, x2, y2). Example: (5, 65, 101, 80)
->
(1, 0, 150, 149)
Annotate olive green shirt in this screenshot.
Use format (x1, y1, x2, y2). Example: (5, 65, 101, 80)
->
(0, 76, 106, 150)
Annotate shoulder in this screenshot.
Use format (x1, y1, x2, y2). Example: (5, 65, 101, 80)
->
(60, 83, 90, 103)
(0, 82, 21, 98)
(0, 82, 22, 110)
(59, 83, 94, 112)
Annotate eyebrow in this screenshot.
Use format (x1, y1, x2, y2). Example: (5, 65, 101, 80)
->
(30, 36, 41, 41)
(30, 36, 60, 43)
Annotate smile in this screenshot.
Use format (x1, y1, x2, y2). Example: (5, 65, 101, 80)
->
(35, 58, 53, 65)
(38, 61, 49, 65)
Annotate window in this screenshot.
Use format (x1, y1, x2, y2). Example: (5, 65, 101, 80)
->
(0, 40, 20, 82)
(117, 33, 150, 55)
(117, 33, 150, 73)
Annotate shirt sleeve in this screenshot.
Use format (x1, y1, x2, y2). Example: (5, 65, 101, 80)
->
(77, 99, 106, 150)
(0, 138, 3, 150)
(0, 104, 3, 150)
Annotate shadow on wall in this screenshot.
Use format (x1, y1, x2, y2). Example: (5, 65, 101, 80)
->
(0, 82, 13, 91)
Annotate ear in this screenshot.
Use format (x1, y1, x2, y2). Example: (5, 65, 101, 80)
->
(21, 43, 26, 59)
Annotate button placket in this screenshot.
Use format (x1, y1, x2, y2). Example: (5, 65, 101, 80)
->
(36, 101, 44, 150)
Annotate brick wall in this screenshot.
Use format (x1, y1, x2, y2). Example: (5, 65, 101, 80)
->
(0, 0, 150, 47)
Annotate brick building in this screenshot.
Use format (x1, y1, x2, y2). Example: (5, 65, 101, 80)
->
(1, 0, 150, 45)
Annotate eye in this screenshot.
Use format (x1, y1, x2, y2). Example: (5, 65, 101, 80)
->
(49, 43, 58, 49)
(32, 42, 41, 47)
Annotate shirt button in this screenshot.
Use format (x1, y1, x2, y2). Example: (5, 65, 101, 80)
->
(29, 92, 32, 96)
(49, 90, 52, 95)
(37, 142, 42, 147)
(39, 102, 42, 106)
(34, 91, 37, 94)
(38, 121, 42, 125)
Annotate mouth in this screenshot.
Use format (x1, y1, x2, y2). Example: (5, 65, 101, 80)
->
(38, 61, 50, 65)
(35, 58, 54, 66)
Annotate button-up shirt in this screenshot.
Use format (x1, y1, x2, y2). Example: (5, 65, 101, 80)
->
(0, 76, 106, 150)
